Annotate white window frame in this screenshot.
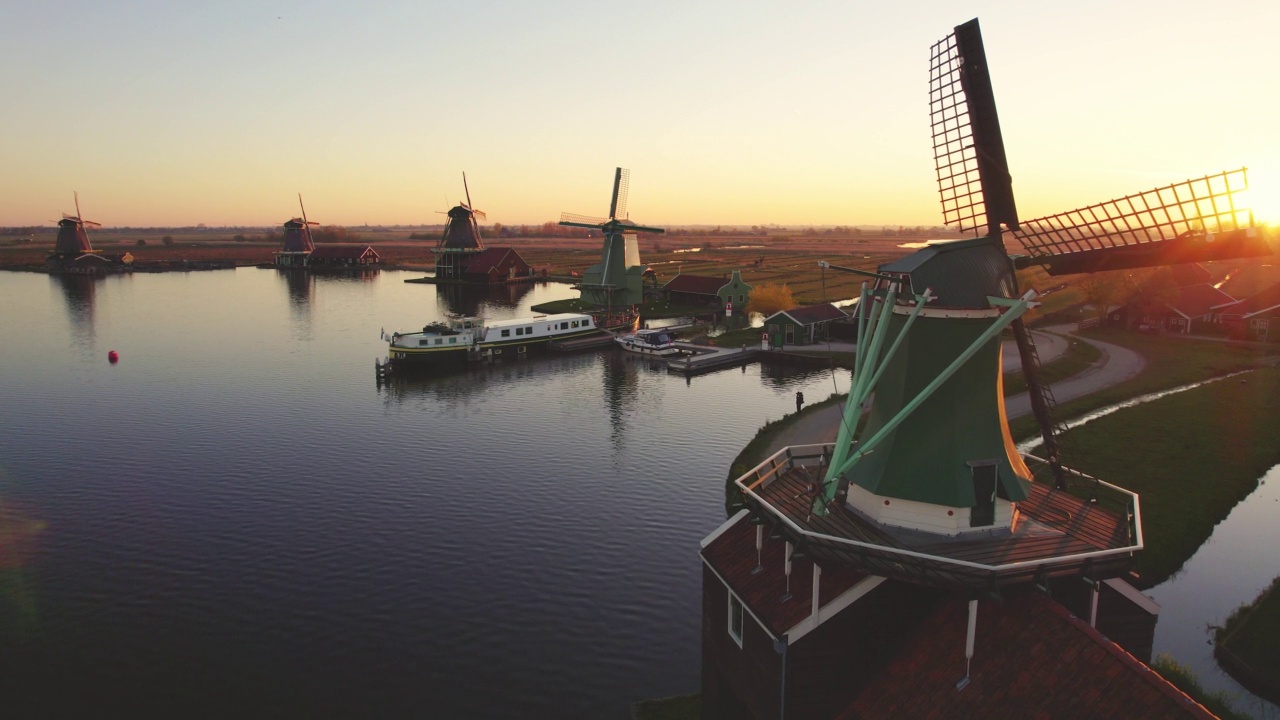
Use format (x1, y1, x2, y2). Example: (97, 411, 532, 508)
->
(728, 592, 744, 648)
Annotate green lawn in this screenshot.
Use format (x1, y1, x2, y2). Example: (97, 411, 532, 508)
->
(1060, 365, 1280, 587)
(1010, 328, 1280, 440)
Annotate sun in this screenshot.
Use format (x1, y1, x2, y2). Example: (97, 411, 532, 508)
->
(1244, 163, 1280, 227)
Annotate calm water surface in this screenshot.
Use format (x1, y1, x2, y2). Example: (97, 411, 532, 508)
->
(0, 269, 846, 718)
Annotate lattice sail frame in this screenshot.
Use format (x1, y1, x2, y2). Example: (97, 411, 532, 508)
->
(610, 167, 630, 221)
(1011, 169, 1252, 259)
(930, 30, 983, 235)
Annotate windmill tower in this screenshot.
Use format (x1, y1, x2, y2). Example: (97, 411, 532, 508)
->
(432, 173, 487, 281)
(276, 194, 318, 268)
(732, 18, 1271, 592)
(559, 168, 664, 308)
(50, 192, 101, 265)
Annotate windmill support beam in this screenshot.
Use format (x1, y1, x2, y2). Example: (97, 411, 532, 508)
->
(1012, 318, 1067, 489)
(820, 288, 931, 509)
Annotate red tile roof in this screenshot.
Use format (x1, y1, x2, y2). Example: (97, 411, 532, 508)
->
(663, 274, 729, 296)
(463, 247, 529, 273)
(1223, 280, 1280, 318)
(1167, 284, 1236, 319)
(702, 515, 869, 638)
(308, 244, 378, 260)
(841, 590, 1216, 719)
(1168, 263, 1212, 287)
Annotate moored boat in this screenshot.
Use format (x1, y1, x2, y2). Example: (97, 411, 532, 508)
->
(389, 312, 599, 366)
(615, 328, 680, 356)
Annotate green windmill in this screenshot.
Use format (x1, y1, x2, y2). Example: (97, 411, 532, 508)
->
(559, 167, 664, 309)
(735, 18, 1271, 591)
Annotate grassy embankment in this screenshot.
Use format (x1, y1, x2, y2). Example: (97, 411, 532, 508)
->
(1215, 576, 1280, 705)
(1151, 654, 1253, 720)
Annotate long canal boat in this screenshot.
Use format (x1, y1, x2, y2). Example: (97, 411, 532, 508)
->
(388, 312, 600, 366)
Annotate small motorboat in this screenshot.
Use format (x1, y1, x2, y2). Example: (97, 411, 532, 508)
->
(615, 328, 680, 356)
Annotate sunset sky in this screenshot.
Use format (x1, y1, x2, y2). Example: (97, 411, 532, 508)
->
(2, 0, 1277, 228)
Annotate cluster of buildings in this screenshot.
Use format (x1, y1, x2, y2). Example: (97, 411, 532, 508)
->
(1106, 263, 1280, 343)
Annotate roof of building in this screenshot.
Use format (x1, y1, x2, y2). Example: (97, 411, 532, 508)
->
(1222, 280, 1280, 318)
(308, 244, 378, 260)
(878, 237, 1015, 309)
(841, 590, 1215, 719)
(1167, 263, 1212, 287)
(701, 513, 870, 638)
(662, 273, 730, 296)
(1167, 284, 1235, 319)
(463, 247, 529, 273)
(771, 303, 848, 326)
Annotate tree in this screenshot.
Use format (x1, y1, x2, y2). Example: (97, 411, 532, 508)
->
(162, 236, 174, 245)
(1078, 271, 1121, 323)
(136, 239, 147, 246)
(746, 283, 795, 317)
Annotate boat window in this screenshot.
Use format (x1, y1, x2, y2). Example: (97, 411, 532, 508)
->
(434, 338, 443, 345)
(571, 321, 578, 328)
(419, 340, 429, 347)
(515, 327, 524, 336)
(728, 593, 744, 648)
(449, 337, 457, 344)
(501, 329, 510, 338)
(525, 326, 532, 334)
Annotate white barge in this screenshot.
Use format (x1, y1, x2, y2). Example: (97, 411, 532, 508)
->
(388, 313, 600, 366)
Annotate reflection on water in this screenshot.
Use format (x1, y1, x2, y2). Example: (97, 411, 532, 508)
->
(1148, 464, 1280, 718)
(436, 281, 535, 317)
(51, 273, 99, 337)
(0, 268, 889, 717)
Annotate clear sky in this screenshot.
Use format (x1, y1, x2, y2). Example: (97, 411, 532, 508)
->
(2, 0, 1277, 228)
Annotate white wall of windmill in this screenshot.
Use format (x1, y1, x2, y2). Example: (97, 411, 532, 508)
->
(845, 482, 1014, 537)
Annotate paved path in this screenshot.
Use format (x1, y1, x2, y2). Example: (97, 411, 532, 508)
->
(762, 325, 1145, 458)
(778, 329, 1066, 373)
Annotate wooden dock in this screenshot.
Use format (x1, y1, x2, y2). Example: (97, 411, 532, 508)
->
(666, 343, 760, 376)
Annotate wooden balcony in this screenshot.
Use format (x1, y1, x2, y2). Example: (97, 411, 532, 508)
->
(734, 444, 1142, 591)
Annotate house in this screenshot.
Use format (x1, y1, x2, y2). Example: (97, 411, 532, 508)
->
(661, 271, 752, 312)
(306, 245, 380, 268)
(1216, 281, 1280, 342)
(701, 512, 1207, 720)
(763, 303, 848, 347)
(1162, 284, 1236, 333)
(456, 247, 533, 283)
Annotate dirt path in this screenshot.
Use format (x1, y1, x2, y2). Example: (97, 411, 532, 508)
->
(761, 325, 1144, 457)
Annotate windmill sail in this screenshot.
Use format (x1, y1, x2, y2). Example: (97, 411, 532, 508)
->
(930, 18, 1018, 237)
(1011, 169, 1268, 275)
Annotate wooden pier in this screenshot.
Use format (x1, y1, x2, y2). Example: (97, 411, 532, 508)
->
(666, 343, 760, 376)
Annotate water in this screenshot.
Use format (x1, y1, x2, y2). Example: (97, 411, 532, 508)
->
(0, 269, 847, 717)
(1149, 464, 1280, 719)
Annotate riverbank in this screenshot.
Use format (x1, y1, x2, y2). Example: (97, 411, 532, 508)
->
(1215, 577, 1280, 705)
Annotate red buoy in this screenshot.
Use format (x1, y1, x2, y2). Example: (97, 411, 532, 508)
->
(108, 350, 119, 364)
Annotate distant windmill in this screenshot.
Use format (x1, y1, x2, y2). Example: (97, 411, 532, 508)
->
(733, 18, 1272, 594)
(276, 194, 318, 268)
(433, 172, 488, 280)
(54, 192, 100, 257)
(559, 167, 664, 308)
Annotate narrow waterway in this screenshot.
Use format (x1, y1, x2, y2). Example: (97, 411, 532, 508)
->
(1148, 464, 1280, 719)
(1016, 372, 1280, 717)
